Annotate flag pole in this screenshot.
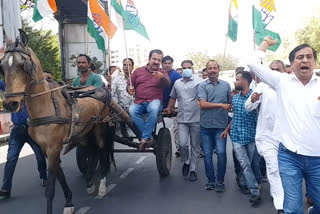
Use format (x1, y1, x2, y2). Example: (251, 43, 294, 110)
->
(222, 0, 233, 71)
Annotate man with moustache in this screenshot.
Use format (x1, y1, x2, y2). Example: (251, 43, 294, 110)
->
(128, 49, 170, 150)
(198, 60, 232, 192)
(248, 37, 320, 214)
(72, 54, 102, 88)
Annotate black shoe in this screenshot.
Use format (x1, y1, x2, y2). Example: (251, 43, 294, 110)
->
(40, 179, 47, 187)
(189, 171, 197, 182)
(240, 185, 250, 195)
(175, 151, 181, 157)
(204, 182, 215, 190)
(182, 163, 190, 176)
(249, 195, 261, 206)
(215, 183, 225, 193)
(0, 189, 10, 199)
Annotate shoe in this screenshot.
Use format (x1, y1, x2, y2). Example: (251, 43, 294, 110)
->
(240, 185, 250, 195)
(189, 171, 198, 182)
(277, 210, 284, 214)
(308, 206, 314, 214)
(0, 189, 10, 199)
(175, 151, 181, 157)
(215, 183, 225, 193)
(40, 178, 47, 187)
(249, 194, 261, 206)
(204, 182, 215, 190)
(182, 163, 190, 176)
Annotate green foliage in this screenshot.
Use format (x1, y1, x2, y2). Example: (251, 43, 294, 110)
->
(186, 52, 238, 71)
(22, 19, 62, 80)
(295, 15, 320, 67)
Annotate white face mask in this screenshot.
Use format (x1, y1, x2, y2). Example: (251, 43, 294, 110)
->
(183, 69, 192, 78)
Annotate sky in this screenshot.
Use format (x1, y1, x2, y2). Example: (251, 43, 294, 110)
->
(23, 0, 320, 67)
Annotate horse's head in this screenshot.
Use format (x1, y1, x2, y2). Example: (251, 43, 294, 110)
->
(0, 29, 42, 112)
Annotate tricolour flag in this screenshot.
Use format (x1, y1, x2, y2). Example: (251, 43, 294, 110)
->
(228, 0, 238, 42)
(252, 0, 281, 51)
(111, 0, 149, 40)
(33, 0, 57, 22)
(88, 0, 117, 54)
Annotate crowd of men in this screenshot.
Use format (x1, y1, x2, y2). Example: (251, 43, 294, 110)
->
(0, 37, 319, 214)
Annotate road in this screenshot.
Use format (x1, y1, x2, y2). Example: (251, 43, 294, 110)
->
(0, 120, 310, 214)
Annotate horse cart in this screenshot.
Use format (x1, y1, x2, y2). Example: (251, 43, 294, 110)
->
(76, 111, 174, 177)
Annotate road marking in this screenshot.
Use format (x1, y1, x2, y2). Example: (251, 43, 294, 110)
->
(120, 167, 134, 179)
(95, 184, 117, 199)
(75, 207, 91, 214)
(0, 144, 34, 164)
(135, 156, 146, 164)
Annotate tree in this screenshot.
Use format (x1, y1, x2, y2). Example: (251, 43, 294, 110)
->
(22, 19, 62, 80)
(295, 14, 320, 67)
(186, 52, 238, 71)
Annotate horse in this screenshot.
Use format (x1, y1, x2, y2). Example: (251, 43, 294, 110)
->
(0, 29, 137, 214)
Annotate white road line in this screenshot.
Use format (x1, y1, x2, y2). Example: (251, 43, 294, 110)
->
(135, 156, 146, 164)
(95, 184, 117, 199)
(75, 206, 91, 214)
(120, 167, 134, 179)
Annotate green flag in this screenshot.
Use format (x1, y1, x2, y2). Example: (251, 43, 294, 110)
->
(228, 0, 238, 42)
(111, 0, 149, 40)
(252, 1, 281, 51)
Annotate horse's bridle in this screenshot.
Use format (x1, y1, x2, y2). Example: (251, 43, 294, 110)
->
(2, 46, 45, 98)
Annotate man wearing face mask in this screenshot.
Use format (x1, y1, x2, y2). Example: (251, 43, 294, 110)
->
(164, 60, 203, 181)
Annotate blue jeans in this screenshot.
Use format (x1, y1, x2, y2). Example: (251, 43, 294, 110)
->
(200, 127, 227, 184)
(2, 125, 47, 192)
(129, 100, 162, 140)
(233, 142, 260, 196)
(278, 143, 320, 214)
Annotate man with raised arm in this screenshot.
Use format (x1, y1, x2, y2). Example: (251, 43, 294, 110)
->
(248, 37, 320, 214)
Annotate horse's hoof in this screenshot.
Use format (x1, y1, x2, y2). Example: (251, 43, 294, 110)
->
(87, 184, 96, 195)
(63, 206, 75, 214)
(98, 178, 107, 197)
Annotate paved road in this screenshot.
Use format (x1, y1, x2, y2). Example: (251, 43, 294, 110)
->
(0, 120, 310, 214)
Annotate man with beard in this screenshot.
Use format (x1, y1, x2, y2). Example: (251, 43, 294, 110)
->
(128, 49, 170, 150)
(72, 54, 102, 88)
(221, 70, 261, 206)
(248, 37, 320, 214)
(198, 60, 232, 192)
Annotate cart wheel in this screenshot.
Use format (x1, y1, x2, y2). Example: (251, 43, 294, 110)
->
(155, 127, 172, 177)
(76, 145, 88, 175)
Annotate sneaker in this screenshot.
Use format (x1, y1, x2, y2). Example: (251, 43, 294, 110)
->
(204, 182, 215, 190)
(308, 206, 314, 214)
(215, 183, 225, 193)
(182, 163, 190, 177)
(240, 185, 250, 195)
(0, 189, 10, 199)
(249, 194, 261, 206)
(175, 151, 181, 157)
(189, 171, 197, 182)
(40, 179, 47, 187)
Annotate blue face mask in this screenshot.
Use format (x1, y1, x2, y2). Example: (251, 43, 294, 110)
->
(183, 69, 193, 78)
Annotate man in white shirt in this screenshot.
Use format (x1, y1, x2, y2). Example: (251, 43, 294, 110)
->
(245, 60, 285, 212)
(248, 37, 320, 214)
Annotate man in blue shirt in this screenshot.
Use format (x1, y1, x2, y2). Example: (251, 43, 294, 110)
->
(0, 80, 47, 199)
(221, 70, 261, 206)
(162, 56, 182, 156)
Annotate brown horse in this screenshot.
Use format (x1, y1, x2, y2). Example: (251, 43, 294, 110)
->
(0, 30, 134, 214)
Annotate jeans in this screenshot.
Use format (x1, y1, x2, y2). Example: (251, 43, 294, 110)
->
(278, 143, 320, 214)
(129, 100, 162, 140)
(2, 125, 47, 192)
(200, 127, 227, 184)
(233, 142, 260, 196)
